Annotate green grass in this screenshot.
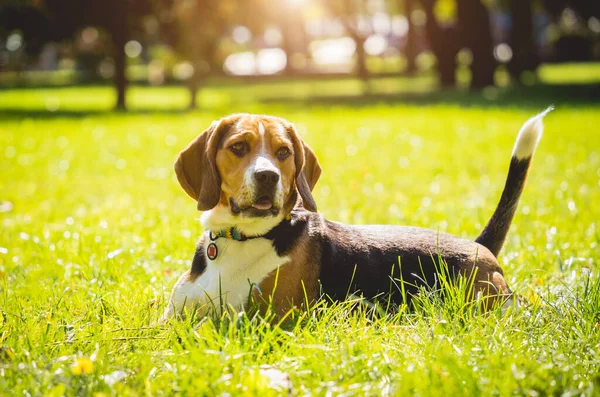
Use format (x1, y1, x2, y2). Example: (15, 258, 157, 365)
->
(1, 84, 600, 396)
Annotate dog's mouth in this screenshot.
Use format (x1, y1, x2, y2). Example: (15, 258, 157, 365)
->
(230, 197, 279, 216)
(252, 195, 273, 210)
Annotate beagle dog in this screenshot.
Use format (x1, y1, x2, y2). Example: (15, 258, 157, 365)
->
(163, 109, 551, 319)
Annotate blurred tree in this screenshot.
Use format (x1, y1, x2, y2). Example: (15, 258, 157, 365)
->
(243, 0, 311, 76)
(420, 0, 460, 86)
(158, 0, 236, 109)
(160, 0, 305, 109)
(45, 0, 153, 110)
(0, 1, 52, 70)
(456, 0, 496, 88)
(507, 0, 539, 82)
(1, 0, 152, 109)
(543, 0, 599, 19)
(276, 4, 311, 75)
(403, 0, 418, 74)
(418, 0, 495, 88)
(323, 0, 370, 86)
(280, 12, 309, 75)
(542, 0, 599, 62)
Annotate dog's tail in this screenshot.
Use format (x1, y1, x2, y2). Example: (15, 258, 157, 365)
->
(475, 107, 553, 257)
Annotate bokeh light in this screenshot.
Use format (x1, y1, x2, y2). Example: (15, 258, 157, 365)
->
(6, 33, 23, 52)
(493, 43, 513, 63)
(125, 40, 143, 58)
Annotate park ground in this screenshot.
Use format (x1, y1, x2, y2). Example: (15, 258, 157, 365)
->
(1, 72, 600, 395)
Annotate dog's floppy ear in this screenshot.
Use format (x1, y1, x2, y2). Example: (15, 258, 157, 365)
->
(174, 117, 236, 211)
(286, 123, 322, 212)
(302, 142, 322, 191)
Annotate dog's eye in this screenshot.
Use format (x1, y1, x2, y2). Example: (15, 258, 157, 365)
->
(229, 142, 248, 156)
(276, 147, 291, 160)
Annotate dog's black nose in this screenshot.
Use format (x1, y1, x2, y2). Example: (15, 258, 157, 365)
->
(254, 169, 280, 187)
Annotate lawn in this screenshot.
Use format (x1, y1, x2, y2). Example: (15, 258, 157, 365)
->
(1, 83, 600, 396)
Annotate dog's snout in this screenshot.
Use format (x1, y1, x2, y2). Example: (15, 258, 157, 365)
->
(254, 169, 280, 187)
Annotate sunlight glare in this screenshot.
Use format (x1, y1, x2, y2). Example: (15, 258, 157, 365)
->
(224, 52, 255, 75)
(232, 26, 252, 44)
(310, 37, 356, 65)
(364, 35, 388, 56)
(257, 48, 287, 74)
(224, 48, 287, 75)
(285, 0, 308, 7)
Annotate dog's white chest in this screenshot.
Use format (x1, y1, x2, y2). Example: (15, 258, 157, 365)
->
(165, 233, 289, 318)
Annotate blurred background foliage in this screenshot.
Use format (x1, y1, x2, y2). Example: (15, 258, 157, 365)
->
(0, 0, 599, 110)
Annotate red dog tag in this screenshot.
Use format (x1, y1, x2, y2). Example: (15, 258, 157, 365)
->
(207, 243, 218, 260)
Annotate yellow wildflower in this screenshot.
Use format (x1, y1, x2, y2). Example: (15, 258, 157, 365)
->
(71, 357, 94, 375)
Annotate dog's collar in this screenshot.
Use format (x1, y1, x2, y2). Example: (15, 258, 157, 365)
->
(208, 214, 292, 242)
(205, 214, 296, 261)
(208, 228, 259, 242)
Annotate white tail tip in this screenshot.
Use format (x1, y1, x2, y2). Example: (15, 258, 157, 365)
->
(512, 106, 553, 160)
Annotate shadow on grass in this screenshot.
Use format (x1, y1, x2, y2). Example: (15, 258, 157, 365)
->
(260, 83, 600, 110)
(0, 83, 598, 121)
(0, 108, 192, 121)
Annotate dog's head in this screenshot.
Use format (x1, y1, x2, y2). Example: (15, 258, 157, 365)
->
(175, 114, 321, 226)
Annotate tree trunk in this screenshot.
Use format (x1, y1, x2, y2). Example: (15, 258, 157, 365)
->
(356, 37, 368, 78)
(280, 17, 294, 75)
(279, 12, 309, 76)
(188, 85, 197, 110)
(421, 0, 458, 87)
(114, 38, 127, 110)
(507, 0, 538, 82)
(354, 35, 370, 92)
(456, 0, 495, 89)
(404, 0, 417, 74)
(437, 52, 457, 87)
(280, 24, 294, 76)
(188, 72, 200, 110)
(112, 3, 128, 110)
